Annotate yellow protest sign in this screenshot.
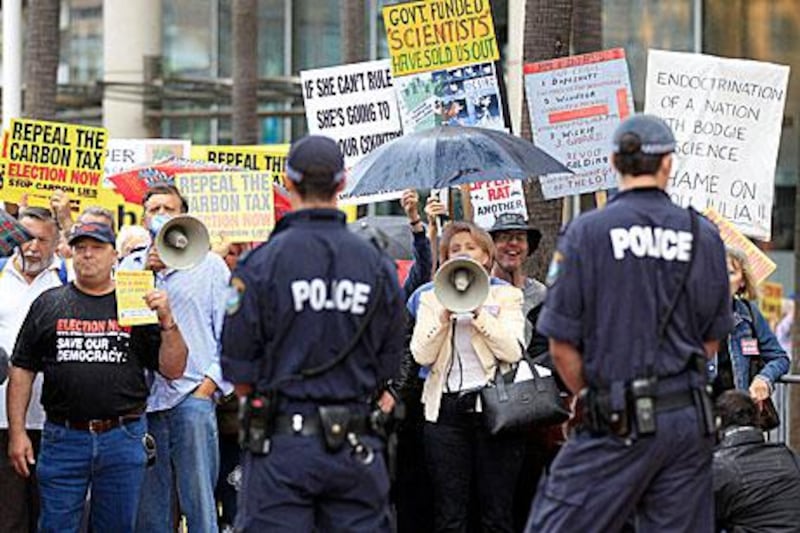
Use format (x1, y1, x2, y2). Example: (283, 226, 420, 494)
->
(174, 171, 275, 243)
(190, 145, 289, 187)
(759, 281, 783, 327)
(382, 0, 499, 77)
(0, 119, 108, 208)
(703, 207, 776, 285)
(116, 271, 158, 327)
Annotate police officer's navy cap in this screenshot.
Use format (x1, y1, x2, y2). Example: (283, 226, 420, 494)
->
(488, 213, 542, 254)
(68, 222, 116, 246)
(286, 135, 346, 184)
(612, 114, 676, 155)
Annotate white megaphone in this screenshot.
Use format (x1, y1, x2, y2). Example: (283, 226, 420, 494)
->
(154, 215, 210, 270)
(433, 256, 490, 313)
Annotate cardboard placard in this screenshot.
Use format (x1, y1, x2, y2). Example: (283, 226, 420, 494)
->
(116, 271, 158, 327)
(524, 48, 634, 199)
(1, 119, 108, 209)
(645, 50, 789, 240)
(174, 171, 275, 244)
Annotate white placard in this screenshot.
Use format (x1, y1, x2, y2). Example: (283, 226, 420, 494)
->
(524, 48, 634, 199)
(301, 59, 403, 169)
(105, 139, 191, 181)
(469, 179, 527, 230)
(644, 49, 789, 240)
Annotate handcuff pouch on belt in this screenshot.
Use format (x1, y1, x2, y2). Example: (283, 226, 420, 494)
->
(318, 405, 352, 452)
(580, 381, 630, 437)
(580, 378, 657, 437)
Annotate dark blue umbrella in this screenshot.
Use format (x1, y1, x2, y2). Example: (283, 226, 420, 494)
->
(344, 125, 571, 197)
(348, 216, 413, 260)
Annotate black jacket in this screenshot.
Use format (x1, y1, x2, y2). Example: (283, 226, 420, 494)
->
(713, 427, 800, 532)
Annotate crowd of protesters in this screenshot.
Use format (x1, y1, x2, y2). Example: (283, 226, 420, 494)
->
(0, 147, 799, 532)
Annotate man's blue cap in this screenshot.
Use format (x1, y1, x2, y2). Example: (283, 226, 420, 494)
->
(68, 222, 116, 246)
(285, 135, 345, 184)
(612, 114, 676, 155)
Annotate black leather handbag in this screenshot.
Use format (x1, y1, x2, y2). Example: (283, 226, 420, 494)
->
(480, 355, 569, 435)
(749, 356, 781, 431)
(744, 301, 781, 432)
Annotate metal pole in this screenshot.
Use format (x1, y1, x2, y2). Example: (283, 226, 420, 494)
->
(210, 0, 220, 143)
(693, 0, 703, 53)
(283, 0, 293, 141)
(369, 0, 378, 61)
(2, 0, 23, 129)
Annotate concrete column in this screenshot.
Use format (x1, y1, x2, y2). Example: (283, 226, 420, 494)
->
(2, 0, 23, 129)
(102, 0, 162, 137)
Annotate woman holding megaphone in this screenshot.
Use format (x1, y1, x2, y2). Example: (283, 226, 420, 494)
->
(407, 220, 525, 532)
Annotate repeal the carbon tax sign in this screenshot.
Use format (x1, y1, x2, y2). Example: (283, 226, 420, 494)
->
(645, 49, 789, 240)
(174, 171, 275, 244)
(191, 144, 289, 188)
(1, 118, 108, 207)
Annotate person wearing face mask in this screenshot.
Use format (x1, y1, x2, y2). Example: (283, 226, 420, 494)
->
(7, 222, 187, 533)
(0, 207, 65, 532)
(407, 220, 525, 532)
(119, 184, 231, 533)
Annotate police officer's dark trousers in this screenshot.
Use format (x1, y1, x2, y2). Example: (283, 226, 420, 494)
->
(525, 403, 714, 533)
(235, 433, 391, 533)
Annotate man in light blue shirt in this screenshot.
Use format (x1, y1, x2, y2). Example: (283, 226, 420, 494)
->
(121, 184, 230, 533)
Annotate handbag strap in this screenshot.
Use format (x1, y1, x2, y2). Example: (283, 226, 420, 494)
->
(493, 365, 510, 402)
(492, 343, 540, 402)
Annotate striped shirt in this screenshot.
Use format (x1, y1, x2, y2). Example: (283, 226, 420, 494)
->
(0, 257, 65, 429)
(119, 249, 232, 411)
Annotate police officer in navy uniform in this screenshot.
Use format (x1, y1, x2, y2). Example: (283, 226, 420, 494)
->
(221, 135, 404, 533)
(526, 114, 733, 532)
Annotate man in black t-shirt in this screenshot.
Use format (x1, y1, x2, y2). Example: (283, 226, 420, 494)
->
(6, 222, 188, 533)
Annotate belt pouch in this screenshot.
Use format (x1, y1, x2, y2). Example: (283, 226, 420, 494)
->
(318, 405, 351, 452)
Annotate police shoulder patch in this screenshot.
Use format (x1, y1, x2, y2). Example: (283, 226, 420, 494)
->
(225, 277, 246, 316)
(545, 251, 564, 287)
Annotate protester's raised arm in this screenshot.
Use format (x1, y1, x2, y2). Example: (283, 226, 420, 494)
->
(144, 289, 188, 380)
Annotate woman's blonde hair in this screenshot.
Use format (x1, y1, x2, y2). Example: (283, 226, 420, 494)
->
(439, 221, 495, 269)
(726, 246, 759, 300)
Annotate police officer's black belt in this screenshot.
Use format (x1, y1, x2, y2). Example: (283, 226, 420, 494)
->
(271, 412, 369, 437)
(654, 389, 694, 412)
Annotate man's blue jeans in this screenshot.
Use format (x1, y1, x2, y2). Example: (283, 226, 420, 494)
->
(36, 418, 147, 533)
(136, 395, 220, 533)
